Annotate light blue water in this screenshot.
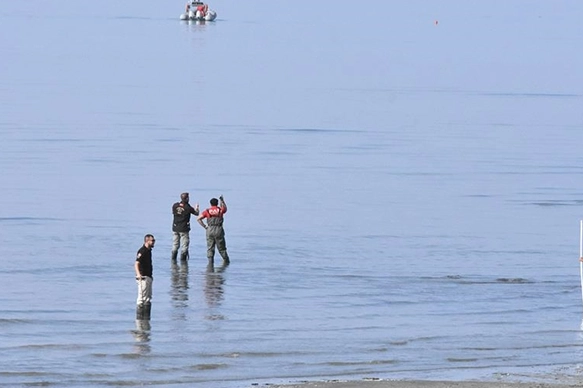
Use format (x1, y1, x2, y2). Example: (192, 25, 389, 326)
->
(1, 0, 583, 387)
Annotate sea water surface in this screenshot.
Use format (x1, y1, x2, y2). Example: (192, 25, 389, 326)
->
(1, 0, 583, 387)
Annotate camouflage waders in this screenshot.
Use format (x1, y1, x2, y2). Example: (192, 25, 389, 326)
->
(206, 216, 229, 263)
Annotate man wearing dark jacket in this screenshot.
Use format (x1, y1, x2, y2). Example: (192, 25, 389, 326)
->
(172, 192, 199, 261)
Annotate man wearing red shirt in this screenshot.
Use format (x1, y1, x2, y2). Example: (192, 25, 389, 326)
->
(197, 195, 230, 265)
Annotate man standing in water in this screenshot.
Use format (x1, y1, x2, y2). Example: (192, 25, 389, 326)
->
(135, 234, 155, 320)
(197, 195, 230, 265)
(172, 192, 199, 261)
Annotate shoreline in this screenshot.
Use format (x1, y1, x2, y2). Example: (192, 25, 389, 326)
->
(268, 380, 582, 388)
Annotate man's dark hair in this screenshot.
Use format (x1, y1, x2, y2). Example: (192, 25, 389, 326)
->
(210, 198, 219, 206)
(180, 192, 189, 201)
(144, 234, 155, 241)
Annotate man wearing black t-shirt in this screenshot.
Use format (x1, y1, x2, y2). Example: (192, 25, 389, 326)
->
(135, 234, 155, 319)
(171, 192, 199, 261)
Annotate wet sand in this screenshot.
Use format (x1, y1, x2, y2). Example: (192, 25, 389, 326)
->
(268, 380, 579, 388)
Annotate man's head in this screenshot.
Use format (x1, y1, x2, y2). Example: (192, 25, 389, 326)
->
(210, 198, 219, 206)
(144, 234, 156, 249)
(180, 192, 189, 203)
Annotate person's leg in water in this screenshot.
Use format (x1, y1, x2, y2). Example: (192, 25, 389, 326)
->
(171, 232, 180, 260)
(179, 232, 190, 261)
(136, 277, 152, 320)
(216, 231, 229, 264)
(206, 233, 216, 265)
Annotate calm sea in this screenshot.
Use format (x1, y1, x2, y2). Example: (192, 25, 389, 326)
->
(1, 0, 583, 386)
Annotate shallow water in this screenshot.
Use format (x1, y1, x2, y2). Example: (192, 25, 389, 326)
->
(1, 0, 583, 387)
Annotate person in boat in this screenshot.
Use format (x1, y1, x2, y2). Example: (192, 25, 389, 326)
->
(185, 2, 190, 14)
(195, 3, 208, 17)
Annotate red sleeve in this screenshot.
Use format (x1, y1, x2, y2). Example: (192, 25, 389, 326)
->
(200, 209, 210, 219)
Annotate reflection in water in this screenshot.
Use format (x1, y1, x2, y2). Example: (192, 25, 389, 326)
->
(184, 19, 210, 27)
(131, 319, 151, 355)
(171, 258, 189, 308)
(205, 261, 228, 320)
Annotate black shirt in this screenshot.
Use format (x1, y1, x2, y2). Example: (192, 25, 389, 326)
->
(136, 245, 153, 278)
(172, 201, 199, 232)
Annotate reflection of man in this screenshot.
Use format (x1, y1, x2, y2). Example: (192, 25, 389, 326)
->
(197, 196, 229, 265)
(131, 319, 151, 355)
(170, 259, 189, 307)
(172, 192, 199, 261)
(204, 261, 228, 308)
